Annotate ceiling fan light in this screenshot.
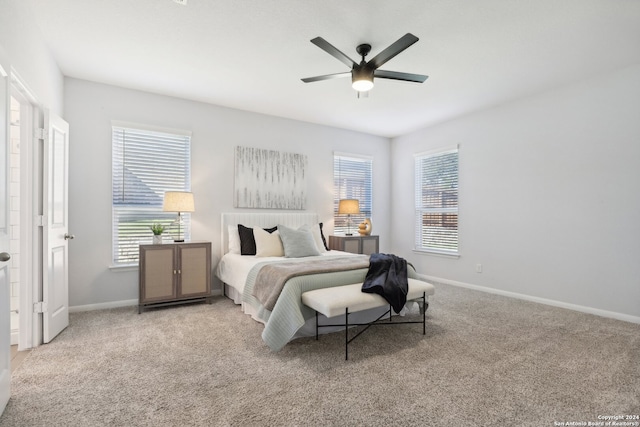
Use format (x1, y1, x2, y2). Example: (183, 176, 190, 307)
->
(352, 78, 374, 92)
(352, 67, 374, 92)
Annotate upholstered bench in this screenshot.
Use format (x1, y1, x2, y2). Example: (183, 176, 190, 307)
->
(301, 278, 435, 360)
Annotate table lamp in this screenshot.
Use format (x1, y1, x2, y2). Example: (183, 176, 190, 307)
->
(163, 191, 195, 242)
(338, 199, 360, 236)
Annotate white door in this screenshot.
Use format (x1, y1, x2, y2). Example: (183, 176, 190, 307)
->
(0, 57, 12, 415)
(42, 111, 70, 343)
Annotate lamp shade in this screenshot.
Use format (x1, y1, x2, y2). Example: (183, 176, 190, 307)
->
(338, 199, 360, 215)
(163, 191, 195, 213)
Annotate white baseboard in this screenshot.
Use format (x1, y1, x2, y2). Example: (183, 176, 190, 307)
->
(69, 299, 138, 313)
(422, 275, 640, 325)
(69, 289, 223, 313)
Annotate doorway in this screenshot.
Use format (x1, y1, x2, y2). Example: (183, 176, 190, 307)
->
(8, 95, 20, 345)
(10, 76, 39, 351)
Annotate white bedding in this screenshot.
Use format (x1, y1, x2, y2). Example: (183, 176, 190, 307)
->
(216, 250, 358, 296)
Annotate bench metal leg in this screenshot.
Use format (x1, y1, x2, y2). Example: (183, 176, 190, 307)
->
(345, 307, 349, 360)
(422, 292, 426, 335)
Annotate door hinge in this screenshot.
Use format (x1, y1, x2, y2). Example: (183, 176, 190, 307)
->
(34, 127, 48, 140)
(36, 215, 46, 227)
(33, 301, 48, 314)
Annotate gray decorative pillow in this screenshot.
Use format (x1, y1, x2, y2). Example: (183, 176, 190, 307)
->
(277, 224, 321, 258)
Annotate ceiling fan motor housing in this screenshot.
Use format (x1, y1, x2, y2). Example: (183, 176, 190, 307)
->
(352, 44, 374, 90)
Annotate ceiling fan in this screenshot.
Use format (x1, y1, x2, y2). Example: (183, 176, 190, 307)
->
(301, 33, 428, 95)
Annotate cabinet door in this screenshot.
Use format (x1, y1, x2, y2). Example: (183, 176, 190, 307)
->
(361, 236, 379, 255)
(178, 243, 210, 297)
(140, 246, 176, 303)
(343, 239, 361, 254)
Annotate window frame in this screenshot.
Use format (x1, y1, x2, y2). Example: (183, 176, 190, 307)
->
(111, 121, 192, 266)
(333, 152, 373, 235)
(414, 146, 459, 257)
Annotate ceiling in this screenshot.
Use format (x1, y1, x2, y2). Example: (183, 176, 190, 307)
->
(23, 0, 640, 138)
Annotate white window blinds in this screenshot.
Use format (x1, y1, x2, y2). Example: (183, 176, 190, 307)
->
(112, 125, 191, 265)
(333, 153, 373, 234)
(414, 147, 459, 255)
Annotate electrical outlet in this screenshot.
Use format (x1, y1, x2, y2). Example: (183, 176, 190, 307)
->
(476, 263, 482, 273)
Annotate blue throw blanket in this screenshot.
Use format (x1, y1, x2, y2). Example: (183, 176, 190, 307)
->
(361, 253, 409, 313)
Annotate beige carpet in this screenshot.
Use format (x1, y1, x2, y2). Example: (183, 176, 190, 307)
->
(1, 283, 638, 427)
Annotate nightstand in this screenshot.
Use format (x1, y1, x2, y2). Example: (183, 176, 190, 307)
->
(328, 235, 379, 255)
(138, 241, 212, 313)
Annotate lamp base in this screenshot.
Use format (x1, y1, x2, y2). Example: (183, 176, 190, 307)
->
(345, 233, 353, 236)
(173, 239, 185, 243)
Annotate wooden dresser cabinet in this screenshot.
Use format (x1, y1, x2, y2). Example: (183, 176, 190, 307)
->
(138, 241, 212, 313)
(329, 235, 379, 255)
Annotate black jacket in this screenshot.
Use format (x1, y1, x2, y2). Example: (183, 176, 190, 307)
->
(361, 253, 408, 313)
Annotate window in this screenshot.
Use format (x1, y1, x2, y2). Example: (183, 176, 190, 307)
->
(414, 147, 459, 255)
(112, 124, 191, 265)
(333, 153, 373, 234)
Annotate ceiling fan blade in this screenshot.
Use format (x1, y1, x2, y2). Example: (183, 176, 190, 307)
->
(310, 37, 357, 69)
(301, 72, 351, 83)
(374, 69, 428, 83)
(368, 33, 419, 70)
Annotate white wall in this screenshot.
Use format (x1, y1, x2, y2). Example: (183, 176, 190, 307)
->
(0, 0, 64, 114)
(64, 78, 390, 307)
(391, 64, 640, 320)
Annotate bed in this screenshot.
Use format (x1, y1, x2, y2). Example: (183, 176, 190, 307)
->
(215, 212, 429, 351)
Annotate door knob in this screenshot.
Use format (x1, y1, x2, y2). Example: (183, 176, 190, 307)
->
(0, 252, 10, 262)
(64, 233, 75, 240)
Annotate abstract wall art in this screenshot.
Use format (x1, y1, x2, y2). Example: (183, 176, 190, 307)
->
(234, 146, 307, 209)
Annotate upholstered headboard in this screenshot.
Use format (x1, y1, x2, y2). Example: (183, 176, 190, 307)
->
(220, 212, 319, 255)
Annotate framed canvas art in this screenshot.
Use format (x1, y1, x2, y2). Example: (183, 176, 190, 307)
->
(234, 146, 307, 209)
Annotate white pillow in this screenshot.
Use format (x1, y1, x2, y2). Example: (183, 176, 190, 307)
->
(253, 227, 284, 257)
(228, 225, 241, 254)
(278, 224, 321, 258)
(302, 224, 327, 253)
